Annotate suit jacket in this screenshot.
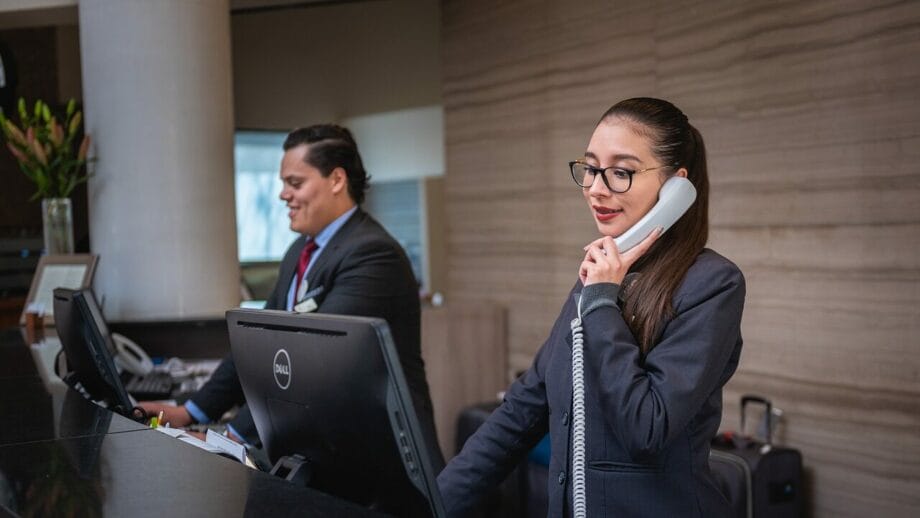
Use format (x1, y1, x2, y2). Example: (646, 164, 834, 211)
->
(438, 249, 745, 517)
(189, 208, 443, 468)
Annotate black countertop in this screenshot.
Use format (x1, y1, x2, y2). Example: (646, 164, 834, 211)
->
(0, 327, 388, 518)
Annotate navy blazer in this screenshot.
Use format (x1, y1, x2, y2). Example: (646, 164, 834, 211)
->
(438, 249, 745, 517)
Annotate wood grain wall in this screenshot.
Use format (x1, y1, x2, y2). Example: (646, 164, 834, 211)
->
(441, 0, 920, 516)
(422, 303, 507, 460)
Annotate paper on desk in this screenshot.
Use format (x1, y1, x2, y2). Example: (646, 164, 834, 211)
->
(154, 426, 223, 455)
(206, 429, 248, 464)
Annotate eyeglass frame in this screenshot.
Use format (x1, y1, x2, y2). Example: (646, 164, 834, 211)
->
(568, 159, 676, 193)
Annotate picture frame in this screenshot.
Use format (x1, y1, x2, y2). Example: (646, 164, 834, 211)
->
(20, 254, 99, 327)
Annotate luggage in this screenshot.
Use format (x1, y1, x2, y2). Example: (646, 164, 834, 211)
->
(710, 395, 805, 518)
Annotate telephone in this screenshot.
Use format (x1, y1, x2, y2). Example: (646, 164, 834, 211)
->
(570, 175, 697, 517)
(112, 332, 154, 377)
(613, 176, 697, 252)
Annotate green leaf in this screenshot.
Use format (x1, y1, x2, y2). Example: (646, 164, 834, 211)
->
(20, 163, 39, 182)
(4, 97, 94, 204)
(34, 168, 49, 193)
(68, 112, 82, 138)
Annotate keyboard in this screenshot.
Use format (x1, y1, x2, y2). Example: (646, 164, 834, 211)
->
(125, 372, 175, 400)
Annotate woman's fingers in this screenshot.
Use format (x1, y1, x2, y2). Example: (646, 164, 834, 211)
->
(583, 237, 606, 253)
(620, 226, 662, 265)
(600, 236, 620, 258)
(586, 244, 608, 263)
(580, 258, 597, 284)
(581, 229, 661, 286)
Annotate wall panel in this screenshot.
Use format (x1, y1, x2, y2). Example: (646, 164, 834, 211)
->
(442, 0, 920, 515)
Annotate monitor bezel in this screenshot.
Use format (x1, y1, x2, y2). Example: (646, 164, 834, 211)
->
(53, 287, 136, 418)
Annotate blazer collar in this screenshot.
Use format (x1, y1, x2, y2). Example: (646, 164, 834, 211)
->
(304, 207, 365, 285)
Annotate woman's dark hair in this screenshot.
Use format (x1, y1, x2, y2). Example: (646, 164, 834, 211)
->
(283, 124, 369, 204)
(599, 97, 709, 353)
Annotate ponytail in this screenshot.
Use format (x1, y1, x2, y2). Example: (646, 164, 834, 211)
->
(600, 99, 709, 353)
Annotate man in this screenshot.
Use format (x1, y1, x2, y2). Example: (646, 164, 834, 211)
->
(140, 125, 441, 468)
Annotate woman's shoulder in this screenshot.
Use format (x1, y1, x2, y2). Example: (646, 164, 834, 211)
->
(676, 248, 746, 303)
(690, 248, 743, 277)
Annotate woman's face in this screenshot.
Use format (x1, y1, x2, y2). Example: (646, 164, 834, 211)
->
(582, 118, 680, 239)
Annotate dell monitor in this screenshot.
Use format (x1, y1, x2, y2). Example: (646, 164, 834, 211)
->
(227, 309, 445, 517)
(53, 287, 138, 420)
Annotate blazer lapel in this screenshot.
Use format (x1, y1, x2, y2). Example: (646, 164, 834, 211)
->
(278, 235, 305, 285)
(304, 208, 365, 289)
(268, 235, 306, 309)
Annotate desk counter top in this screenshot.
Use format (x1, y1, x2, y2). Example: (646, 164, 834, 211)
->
(0, 328, 388, 518)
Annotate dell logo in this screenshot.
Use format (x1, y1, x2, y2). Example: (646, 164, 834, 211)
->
(273, 349, 291, 390)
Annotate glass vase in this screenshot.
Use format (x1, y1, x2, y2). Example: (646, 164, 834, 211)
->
(42, 197, 74, 254)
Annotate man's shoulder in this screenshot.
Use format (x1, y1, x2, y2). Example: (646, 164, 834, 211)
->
(339, 210, 402, 251)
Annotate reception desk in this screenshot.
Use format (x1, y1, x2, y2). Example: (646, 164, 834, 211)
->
(0, 328, 389, 517)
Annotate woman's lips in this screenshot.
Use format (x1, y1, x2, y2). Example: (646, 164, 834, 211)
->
(593, 205, 622, 222)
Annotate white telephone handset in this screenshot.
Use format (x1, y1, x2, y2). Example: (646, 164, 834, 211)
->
(112, 332, 154, 376)
(570, 176, 697, 517)
(613, 176, 697, 252)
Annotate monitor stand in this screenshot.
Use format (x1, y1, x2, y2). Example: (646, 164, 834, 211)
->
(270, 454, 312, 487)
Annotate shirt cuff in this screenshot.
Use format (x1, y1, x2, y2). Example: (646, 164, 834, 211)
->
(580, 282, 620, 318)
(184, 400, 211, 424)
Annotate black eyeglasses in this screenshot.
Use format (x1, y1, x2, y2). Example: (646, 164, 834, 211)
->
(569, 160, 672, 193)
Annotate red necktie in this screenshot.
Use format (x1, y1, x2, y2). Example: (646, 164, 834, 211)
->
(295, 241, 319, 299)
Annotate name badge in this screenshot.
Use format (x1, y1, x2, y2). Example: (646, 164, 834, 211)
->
(294, 298, 318, 313)
(299, 284, 324, 302)
(296, 278, 310, 304)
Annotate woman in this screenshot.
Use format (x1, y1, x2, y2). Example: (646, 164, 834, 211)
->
(437, 98, 745, 517)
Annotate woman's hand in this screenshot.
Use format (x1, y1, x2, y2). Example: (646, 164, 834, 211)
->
(579, 227, 662, 286)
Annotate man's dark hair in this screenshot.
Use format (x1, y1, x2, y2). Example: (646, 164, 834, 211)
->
(283, 124, 369, 204)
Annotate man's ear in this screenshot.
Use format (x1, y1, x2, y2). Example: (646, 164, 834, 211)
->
(330, 167, 348, 194)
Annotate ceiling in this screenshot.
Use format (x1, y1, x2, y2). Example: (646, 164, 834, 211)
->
(0, 0, 374, 30)
(230, 0, 371, 14)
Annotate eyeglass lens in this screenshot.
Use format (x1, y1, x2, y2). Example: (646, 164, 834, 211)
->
(572, 163, 631, 193)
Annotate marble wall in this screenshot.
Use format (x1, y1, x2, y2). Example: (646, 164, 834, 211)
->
(441, 0, 920, 515)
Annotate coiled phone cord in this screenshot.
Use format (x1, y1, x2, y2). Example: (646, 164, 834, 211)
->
(570, 295, 587, 518)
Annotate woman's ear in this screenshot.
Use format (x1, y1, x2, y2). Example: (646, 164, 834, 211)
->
(674, 167, 689, 178)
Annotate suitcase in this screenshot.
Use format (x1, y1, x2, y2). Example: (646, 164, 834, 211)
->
(711, 395, 805, 518)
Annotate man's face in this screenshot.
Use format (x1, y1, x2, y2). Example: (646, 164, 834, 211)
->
(278, 144, 345, 236)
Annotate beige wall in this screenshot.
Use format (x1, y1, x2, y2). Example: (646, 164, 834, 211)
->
(442, 0, 920, 516)
(230, 0, 440, 130)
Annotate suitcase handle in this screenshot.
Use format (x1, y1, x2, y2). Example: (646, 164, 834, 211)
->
(740, 394, 773, 445)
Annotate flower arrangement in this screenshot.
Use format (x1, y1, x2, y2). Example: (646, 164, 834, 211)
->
(0, 97, 92, 200)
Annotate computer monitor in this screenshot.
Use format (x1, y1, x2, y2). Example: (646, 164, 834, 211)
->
(227, 309, 445, 517)
(53, 287, 137, 420)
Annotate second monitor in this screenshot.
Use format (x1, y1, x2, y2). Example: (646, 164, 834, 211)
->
(227, 309, 445, 517)
(52, 287, 149, 421)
